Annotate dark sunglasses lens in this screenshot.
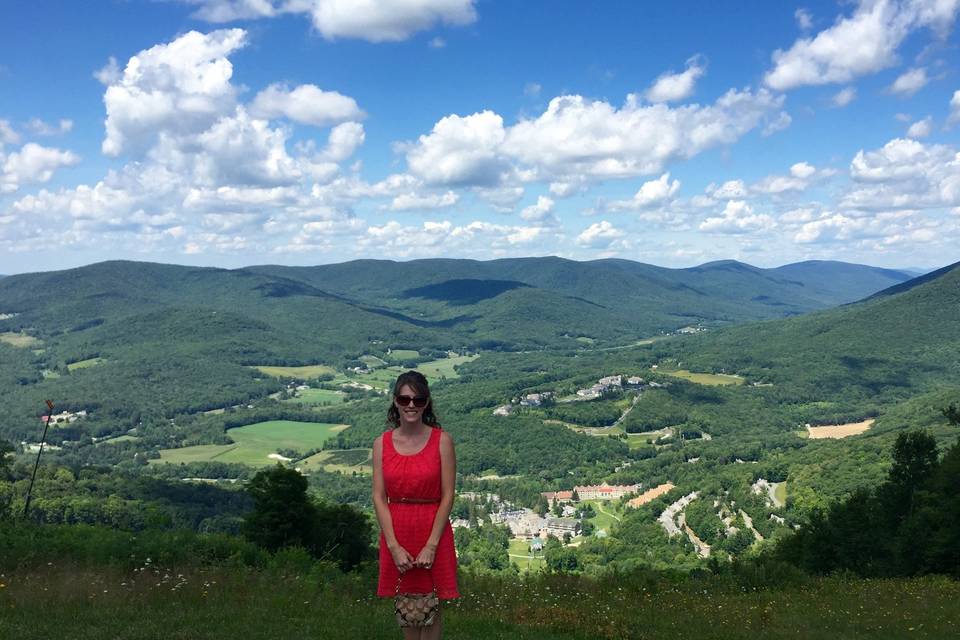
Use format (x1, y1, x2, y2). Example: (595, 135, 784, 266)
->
(395, 395, 428, 407)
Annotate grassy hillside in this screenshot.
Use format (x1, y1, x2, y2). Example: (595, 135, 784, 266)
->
(665, 261, 960, 398)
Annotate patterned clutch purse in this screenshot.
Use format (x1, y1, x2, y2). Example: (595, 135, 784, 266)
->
(394, 570, 439, 628)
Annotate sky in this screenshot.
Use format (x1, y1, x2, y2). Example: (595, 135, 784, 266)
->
(1, 0, 959, 274)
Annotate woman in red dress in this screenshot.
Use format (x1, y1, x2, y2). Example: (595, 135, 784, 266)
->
(373, 370, 460, 638)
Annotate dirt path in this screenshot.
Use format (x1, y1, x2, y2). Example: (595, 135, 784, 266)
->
(739, 509, 764, 542)
(683, 523, 711, 558)
(611, 390, 643, 429)
(596, 502, 622, 523)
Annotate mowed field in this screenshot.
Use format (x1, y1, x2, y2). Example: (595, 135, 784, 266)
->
(415, 354, 479, 379)
(807, 419, 875, 439)
(0, 332, 40, 348)
(283, 388, 347, 405)
(154, 421, 348, 466)
(657, 369, 744, 386)
(67, 357, 103, 371)
(253, 365, 337, 379)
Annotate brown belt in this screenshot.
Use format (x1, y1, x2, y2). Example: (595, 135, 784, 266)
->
(388, 496, 440, 504)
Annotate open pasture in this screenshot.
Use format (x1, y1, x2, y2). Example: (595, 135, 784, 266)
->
(67, 357, 103, 372)
(415, 354, 479, 380)
(359, 354, 387, 368)
(386, 349, 420, 362)
(284, 388, 347, 406)
(657, 368, 744, 385)
(297, 448, 372, 474)
(807, 418, 875, 439)
(154, 421, 348, 466)
(0, 332, 40, 348)
(253, 364, 336, 379)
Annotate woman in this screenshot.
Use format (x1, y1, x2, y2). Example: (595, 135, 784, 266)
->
(373, 370, 459, 638)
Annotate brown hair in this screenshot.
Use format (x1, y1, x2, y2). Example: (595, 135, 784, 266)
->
(386, 370, 439, 428)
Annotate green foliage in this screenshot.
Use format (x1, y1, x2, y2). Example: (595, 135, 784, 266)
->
(241, 465, 373, 570)
(776, 426, 960, 577)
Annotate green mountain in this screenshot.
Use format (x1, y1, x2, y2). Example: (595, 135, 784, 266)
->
(0, 257, 918, 440)
(670, 260, 960, 399)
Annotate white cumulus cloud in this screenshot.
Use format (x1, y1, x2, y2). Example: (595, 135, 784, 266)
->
(907, 116, 933, 138)
(949, 89, 960, 123)
(101, 29, 247, 156)
(832, 86, 857, 107)
(576, 220, 626, 248)
(1, 143, 80, 193)
(764, 0, 960, 91)
(699, 200, 775, 234)
(889, 67, 929, 96)
(644, 56, 706, 103)
(250, 83, 364, 127)
(609, 173, 680, 210)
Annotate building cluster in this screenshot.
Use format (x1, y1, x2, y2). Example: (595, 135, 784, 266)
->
(575, 374, 645, 399)
(541, 482, 641, 505)
(42, 410, 87, 424)
(456, 493, 583, 540)
(626, 482, 675, 508)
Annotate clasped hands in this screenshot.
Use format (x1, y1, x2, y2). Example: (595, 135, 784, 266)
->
(390, 542, 436, 573)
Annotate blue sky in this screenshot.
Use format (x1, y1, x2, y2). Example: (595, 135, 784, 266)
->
(1, 0, 959, 274)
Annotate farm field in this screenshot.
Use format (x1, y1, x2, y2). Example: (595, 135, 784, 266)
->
(253, 365, 337, 379)
(153, 421, 348, 466)
(0, 332, 40, 348)
(67, 357, 103, 371)
(284, 388, 346, 406)
(386, 349, 419, 362)
(657, 368, 744, 386)
(415, 354, 479, 380)
(359, 355, 387, 368)
(807, 419, 875, 439)
(297, 448, 372, 474)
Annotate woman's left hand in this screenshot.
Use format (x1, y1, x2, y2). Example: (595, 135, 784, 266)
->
(415, 543, 437, 569)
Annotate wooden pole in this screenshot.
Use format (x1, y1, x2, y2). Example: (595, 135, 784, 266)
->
(23, 399, 55, 519)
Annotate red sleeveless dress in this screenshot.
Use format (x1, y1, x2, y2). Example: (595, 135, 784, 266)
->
(377, 426, 460, 599)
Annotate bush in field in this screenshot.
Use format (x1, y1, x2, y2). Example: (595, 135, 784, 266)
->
(242, 465, 373, 570)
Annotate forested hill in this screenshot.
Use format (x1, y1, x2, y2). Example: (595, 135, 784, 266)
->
(0, 258, 913, 355)
(668, 260, 960, 398)
(247, 257, 914, 323)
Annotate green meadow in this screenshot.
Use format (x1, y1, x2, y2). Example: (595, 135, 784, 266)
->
(415, 354, 479, 380)
(67, 357, 104, 372)
(253, 364, 337, 379)
(657, 368, 745, 386)
(154, 421, 348, 466)
(386, 349, 420, 361)
(283, 388, 347, 405)
(3, 565, 956, 640)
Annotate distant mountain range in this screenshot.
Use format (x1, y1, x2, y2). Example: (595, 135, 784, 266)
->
(0, 258, 916, 359)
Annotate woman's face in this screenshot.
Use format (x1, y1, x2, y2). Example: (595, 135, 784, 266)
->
(395, 383, 428, 425)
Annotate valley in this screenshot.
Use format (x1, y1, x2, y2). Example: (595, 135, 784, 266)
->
(0, 256, 958, 576)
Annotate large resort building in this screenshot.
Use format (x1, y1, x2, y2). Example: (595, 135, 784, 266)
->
(542, 482, 641, 504)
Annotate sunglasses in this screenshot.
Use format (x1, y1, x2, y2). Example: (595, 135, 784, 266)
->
(395, 395, 429, 408)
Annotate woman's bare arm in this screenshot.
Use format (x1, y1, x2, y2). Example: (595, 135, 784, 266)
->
(372, 435, 401, 551)
(424, 431, 456, 550)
